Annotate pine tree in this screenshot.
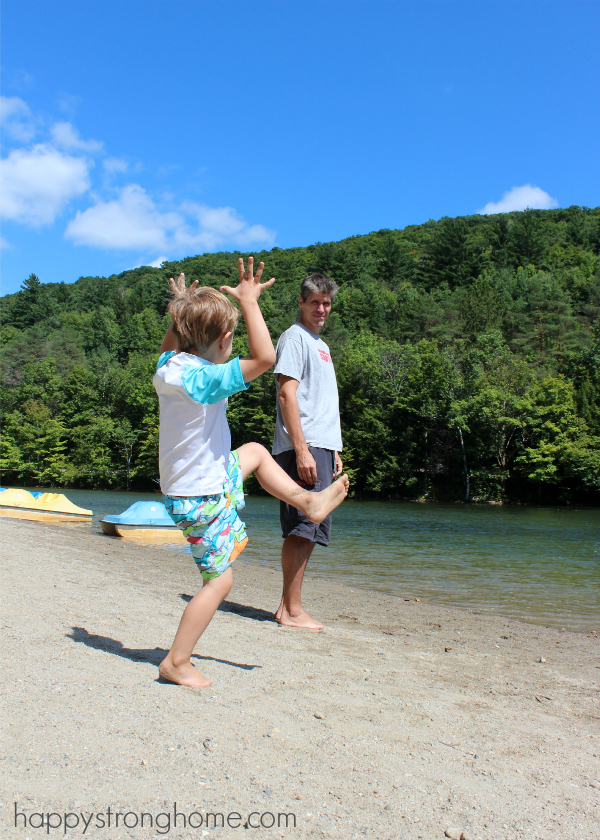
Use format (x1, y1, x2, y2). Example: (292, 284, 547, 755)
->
(426, 218, 476, 288)
(12, 274, 43, 329)
(508, 210, 546, 268)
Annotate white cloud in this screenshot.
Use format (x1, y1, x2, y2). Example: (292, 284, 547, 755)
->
(0, 235, 12, 251)
(65, 184, 182, 249)
(65, 185, 276, 253)
(0, 96, 29, 121)
(51, 122, 103, 153)
(103, 157, 128, 174)
(148, 255, 168, 268)
(0, 96, 36, 142)
(2, 98, 275, 255)
(129, 255, 168, 270)
(56, 93, 82, 117)
(478, 184, 559, 215)
(181, 203, 276, 250)
(0, 144, 91, 226)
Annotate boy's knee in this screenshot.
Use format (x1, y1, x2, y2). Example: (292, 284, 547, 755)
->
(213, 567, 233, 596)
(244, 441, 270, 466)
(221, 573, 233, 596)
(238, 441, 268, 461)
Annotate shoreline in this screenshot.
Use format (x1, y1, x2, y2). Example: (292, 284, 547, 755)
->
(4, 483, 600, 509)
(4, 494, 599, 634)
(2, 518, 599, 840)
(240, 558, 598, 637)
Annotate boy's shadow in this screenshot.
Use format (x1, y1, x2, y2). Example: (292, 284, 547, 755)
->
(67, 627, 261, 673)
(180, 593, 277, 623)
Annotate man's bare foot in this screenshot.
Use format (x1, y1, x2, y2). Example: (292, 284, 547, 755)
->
(303, 474, 349, 524)
(276, 607, 325, 630)
(158, 658, 213, 688)
(275, 598, 283, 623)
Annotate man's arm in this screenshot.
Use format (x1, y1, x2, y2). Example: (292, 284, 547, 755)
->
(221, 258, 276, 382)
(334, 451, 343, 477)
(278, 374, 318, 485)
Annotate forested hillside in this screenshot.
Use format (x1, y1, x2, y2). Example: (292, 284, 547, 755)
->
(1, 206, 599, 504)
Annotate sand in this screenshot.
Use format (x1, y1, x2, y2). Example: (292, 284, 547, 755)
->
(1, 517, 599, 840)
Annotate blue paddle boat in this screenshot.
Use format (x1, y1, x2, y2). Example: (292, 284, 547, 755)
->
(100, 500, 186, 544)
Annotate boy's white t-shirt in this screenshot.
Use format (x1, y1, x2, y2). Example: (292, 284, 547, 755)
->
(153, 351, 250, 497)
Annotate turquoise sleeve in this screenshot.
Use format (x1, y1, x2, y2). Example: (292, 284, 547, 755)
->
(156, 351, 175, 371)
(182, 356, 251, 405)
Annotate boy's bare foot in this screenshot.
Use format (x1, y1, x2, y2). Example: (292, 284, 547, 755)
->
(276, 605, 325, 630)
(303, 474, 349, 524)
(158, 658, 213, 688)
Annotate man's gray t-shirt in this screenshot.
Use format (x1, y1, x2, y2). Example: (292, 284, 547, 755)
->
(272, 322, 343, 455)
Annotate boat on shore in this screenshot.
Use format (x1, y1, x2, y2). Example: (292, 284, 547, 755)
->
(0, 488, 92, 521)
(100, 500, 186, 545)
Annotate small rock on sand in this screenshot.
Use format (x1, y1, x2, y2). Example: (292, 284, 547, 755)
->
(445, 829, 462, 840)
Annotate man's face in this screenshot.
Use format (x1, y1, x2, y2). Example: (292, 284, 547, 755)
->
(298, 292, 332, 334)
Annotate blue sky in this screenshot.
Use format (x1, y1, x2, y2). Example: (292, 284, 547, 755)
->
(1, 0, 599, 295)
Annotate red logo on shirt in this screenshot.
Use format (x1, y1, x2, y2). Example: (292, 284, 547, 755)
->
(318, 349, 332, 363)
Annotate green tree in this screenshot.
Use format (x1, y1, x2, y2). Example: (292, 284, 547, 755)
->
(465, 333, 534, 499)
(426, 218, 478, 288)
(514, 376, 598, 500)
(70, 415, 118, 487)
(11, 274, 44, 329)
(1, 401, 72, 485)
(508, 210, 546, 268)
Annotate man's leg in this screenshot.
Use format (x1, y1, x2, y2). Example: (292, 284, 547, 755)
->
(275, 535, 323, 629)
(273, 447, 334, 630)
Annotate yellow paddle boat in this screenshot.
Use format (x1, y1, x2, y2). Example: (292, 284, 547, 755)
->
(0, 488, 92, 521)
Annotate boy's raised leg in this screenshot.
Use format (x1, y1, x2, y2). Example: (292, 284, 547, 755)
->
(236, 443, 349, 521)
(159, 568, 233, 688)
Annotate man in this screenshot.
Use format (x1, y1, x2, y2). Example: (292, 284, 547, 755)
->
(272, 273, 344, 629)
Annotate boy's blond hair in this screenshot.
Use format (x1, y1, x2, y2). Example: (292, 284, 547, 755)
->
(168, 287, 240, 352)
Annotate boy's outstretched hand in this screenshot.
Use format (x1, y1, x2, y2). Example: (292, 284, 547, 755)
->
(169, 272, 199, 297)
(220, 257, 275, 305)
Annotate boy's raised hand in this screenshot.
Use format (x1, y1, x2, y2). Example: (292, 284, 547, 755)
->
(169, 272, 199, 297)
(220, 257, 275, 304)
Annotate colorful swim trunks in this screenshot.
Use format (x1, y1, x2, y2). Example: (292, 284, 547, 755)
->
(163, 450, 248, 580)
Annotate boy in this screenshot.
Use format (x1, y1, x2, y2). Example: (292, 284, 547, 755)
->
(154, 257, 349, 688)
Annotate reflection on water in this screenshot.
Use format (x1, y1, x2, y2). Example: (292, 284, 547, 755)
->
(15, 487, 600, 632)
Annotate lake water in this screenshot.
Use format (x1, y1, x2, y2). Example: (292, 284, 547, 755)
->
(17, 488, 600, 633)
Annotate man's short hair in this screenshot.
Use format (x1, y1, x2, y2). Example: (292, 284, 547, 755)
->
(168, 287, 240, 352)
(300, 273, 338, 301)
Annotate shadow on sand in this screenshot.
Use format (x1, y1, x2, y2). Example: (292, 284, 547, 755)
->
(180, 593, 277, 623)
(67, 627, 261, 674)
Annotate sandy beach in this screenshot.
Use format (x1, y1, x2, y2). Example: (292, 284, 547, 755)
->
(1, 517, 599, 840)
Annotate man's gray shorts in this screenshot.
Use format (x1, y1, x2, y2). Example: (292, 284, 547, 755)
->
(275, 447, 335, 546)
